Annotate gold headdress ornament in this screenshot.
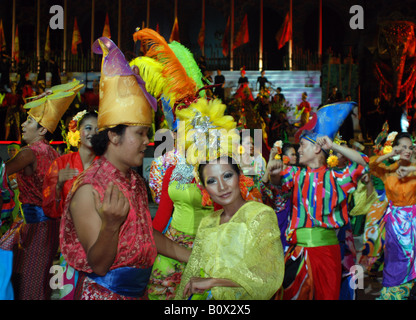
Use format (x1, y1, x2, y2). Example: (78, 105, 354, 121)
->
(175, 98, 260, 207)
(92, 37, 157, 131)
(24, 79, 84, 133)
(175, 98, 240, 167)
(382, 131, 398, 155)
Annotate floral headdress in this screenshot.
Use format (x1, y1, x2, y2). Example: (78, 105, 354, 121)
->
(272, 140, 291, 164)
(61, 110, 92, 152)
(326, 135, 347, 168)
(381, 131, 398, 155)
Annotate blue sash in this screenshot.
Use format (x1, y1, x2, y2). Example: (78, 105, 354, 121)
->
(87, 266, 152, 298)
(21, 204, 51, 224)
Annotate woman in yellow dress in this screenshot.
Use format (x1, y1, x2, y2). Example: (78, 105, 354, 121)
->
(175, 148, 284, 300)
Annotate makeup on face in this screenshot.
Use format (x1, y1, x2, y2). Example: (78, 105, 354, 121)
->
(202, 162, 242, 208)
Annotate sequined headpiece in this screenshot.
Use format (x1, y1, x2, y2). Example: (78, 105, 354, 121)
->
(175, 98, 240, 168)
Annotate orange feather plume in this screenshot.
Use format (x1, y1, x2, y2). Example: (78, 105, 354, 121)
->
(133, 28, 197, 106)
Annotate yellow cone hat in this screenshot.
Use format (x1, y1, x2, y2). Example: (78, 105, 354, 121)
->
(92, 37, 157, 131)
(24, 80, 84, 133)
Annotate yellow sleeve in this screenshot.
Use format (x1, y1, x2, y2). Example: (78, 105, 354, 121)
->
(349, 181, 378, 216)
(210, 206, 284, 300)
(175, 204, 285, 300)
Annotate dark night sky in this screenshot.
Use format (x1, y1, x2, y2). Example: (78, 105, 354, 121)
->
(0, 0, 415, 70)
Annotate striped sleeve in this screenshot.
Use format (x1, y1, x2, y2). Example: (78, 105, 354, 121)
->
(333, 152, 369, 195)
(280, 165, 299, 191)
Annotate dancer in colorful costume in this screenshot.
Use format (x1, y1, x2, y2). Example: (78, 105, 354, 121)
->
(239, 129, 267, 193)
(42, 110, 98, 300)
(269, 102, 368, 300)
(59, 37, 190, 300)
(0, 80, 83, 299)
(261, 141, 297, 253)
(369, 131, 416, 300)
(328, 136, 376, 300)
(133, 28, 262, 300)
(358, 123, 391, 278)
(175, 106, 284, 300)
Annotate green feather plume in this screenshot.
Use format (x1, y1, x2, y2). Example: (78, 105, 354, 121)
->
(168, 41, 205, 97)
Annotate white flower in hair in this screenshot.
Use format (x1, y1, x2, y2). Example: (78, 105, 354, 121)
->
(387, 131, 398, 142)
(73, 110, 88, 122)
(274, 140, 283, 148)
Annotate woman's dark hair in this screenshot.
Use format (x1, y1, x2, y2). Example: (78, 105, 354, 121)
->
(198, 156, 240, 186)
(91, 124, 127, 156)
(77, 111, 98, 129)
(393, 132, 413, 147)
(282, 143, 294, 156)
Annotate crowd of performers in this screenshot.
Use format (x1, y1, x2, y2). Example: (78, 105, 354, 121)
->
(0, 29, 416, 301)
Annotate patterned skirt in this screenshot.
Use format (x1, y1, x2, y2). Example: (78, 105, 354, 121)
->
(359, 198, 388, 273)
(0, 217, 60, 300)
(58, 253, 79, 300)
(381, 203, 416, 289)
(147, 224, 195, 300)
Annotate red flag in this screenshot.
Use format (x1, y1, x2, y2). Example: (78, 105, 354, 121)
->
(71, 17, 82, 55)
(276, 12, 292, 50)
(102, 13, 111, 38)
(197, 4, 205, 52)
(197, 21, 205, 52)
(221, 16, 230, 57)
(0, 20, 6, 51)
(233, 14, 249, 50)
(156, 23, 160, 34)
(13, 25, 19, 63)
(169, 17, 180, 43)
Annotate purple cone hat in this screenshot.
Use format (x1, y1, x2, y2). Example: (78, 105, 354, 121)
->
(92, 37, 157, 130)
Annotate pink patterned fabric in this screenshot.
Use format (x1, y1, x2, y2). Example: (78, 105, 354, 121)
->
(60, 156, 157, 274)
(0, 139, 60, 300)
(12, 219, 60, 299)
(74, 273, 148, 300)
(17, 140, 59, 208)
